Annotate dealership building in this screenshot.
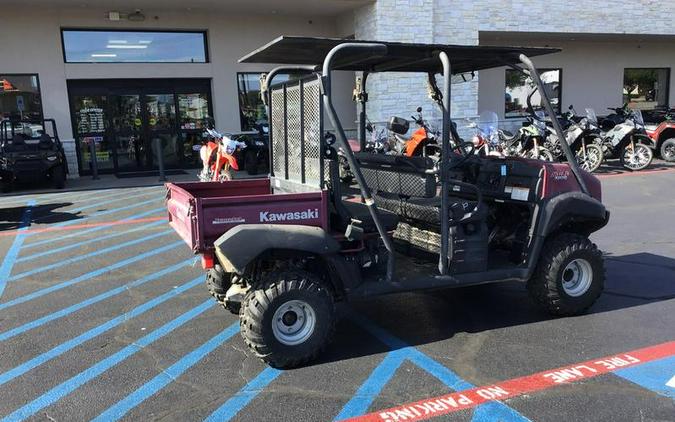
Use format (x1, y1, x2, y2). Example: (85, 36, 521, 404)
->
(1, 0, 674, 178)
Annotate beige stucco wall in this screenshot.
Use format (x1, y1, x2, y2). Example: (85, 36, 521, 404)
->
(0, 6, 357, 174)
(478, 37, 675, 128)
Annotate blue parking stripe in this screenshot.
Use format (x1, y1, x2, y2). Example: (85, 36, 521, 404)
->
(0, 276, 202, 387)
(0, 259, 192, 342)
(203, 367, 283, 422)
(93, 322, 240, 422)
(0, 201, 34, 299)
(1, 299, 214, 422)
(333, 350, 408, 420)
(614, 355, 675, 399)
(334, 313, 530, 421)
(8, 229, 172, 281)
(0, 241, 182, 312)
(29, 189, 147, 222)
(15, 219, 166, 262)
(21, 206, 165, 250)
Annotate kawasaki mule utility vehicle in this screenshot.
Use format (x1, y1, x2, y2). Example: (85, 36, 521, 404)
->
(165, 37, 610, 368)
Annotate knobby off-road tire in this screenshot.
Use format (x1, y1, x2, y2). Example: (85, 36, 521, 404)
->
(660, 138, 675, 162)
(239, 270, 335, 368)
(52, 165, 66, 189)
(527, 233, 604, 316)
(205, 266, 239, 315)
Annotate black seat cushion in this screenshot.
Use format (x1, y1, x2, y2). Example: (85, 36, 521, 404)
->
(375, 193, 484, 227)
(405, 196, 482, 225)
(340, 200, 399, 232)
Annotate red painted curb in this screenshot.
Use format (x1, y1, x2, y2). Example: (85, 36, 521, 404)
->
(341, 340, 675, 422)
(0, 216, 166, 237)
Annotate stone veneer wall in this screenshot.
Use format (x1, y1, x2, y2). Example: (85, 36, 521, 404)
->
(352, 0, 675, 135)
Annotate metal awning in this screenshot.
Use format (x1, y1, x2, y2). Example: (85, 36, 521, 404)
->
(239, 36, 560, 73)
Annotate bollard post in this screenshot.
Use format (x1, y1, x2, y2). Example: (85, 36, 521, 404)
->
(89, 139, 99, 180)
(155, 138, 166, 182)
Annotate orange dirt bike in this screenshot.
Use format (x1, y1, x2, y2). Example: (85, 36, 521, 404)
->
(387, 107, 441, 158)
(198, 128, 245, 182)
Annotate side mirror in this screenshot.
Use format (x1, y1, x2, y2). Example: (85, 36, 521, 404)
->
(568, 105, 574, 110)
(416, 107, 422, 113)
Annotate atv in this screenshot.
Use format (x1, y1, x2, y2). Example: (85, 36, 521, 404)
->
(645, 110, 675, 162)
(165, 37, 610, 368)
(0, 118, 67, 192)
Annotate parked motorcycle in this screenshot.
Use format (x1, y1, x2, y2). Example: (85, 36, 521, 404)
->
(588, 108, 654, 171)
(469, 111, 502, 157)
(544, 106, 604, 172)
(497, 111, 554, 161)
(198, 128, 245, 182)
(645, 110, 675, 162)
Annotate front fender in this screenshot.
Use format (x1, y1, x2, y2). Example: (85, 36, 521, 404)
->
(213, 224, 340, 274)
(536, 192, 610, 238)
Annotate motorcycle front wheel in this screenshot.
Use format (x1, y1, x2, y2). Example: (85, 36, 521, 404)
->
(525, 147, 555, 162)
(620, 142, 653, 171)
(576, 143, 604, 173)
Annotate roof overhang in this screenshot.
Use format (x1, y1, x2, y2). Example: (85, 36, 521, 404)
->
(239, 36, 561, 73)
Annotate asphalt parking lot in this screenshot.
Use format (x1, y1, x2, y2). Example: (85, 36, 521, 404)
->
(0, 163, 674, 422)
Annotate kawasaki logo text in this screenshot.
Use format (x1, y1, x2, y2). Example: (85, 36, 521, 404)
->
(259, 209, 319, 222)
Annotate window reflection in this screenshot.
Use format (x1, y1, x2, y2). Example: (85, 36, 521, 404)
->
(62, 30, 207, 63)
(623, 68, 670, 110)
(505, 69, 561, 118)
(178, 93, 210, 130)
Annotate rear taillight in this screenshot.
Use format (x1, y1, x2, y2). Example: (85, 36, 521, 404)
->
(201, 252, 215, 270)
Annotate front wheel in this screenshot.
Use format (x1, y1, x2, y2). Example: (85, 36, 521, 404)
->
(576, 143, 604, 173)
(527, 233, 604, 316)
(620, 142, 653, 171)
(660, 138, 675, 162)
(239, 270, 335, 368)
(526, 147, 554, 162)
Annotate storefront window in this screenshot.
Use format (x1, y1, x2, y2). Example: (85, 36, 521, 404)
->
(237, 73, 292, 131)
(0, 74, 43, 137)
(505, 68, 561, 118)
(623, 68, 670, 110)
(62, 30, 208, 63)
(178, 93, 211, 130)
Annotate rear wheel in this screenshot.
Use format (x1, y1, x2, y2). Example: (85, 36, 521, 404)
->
(620, 142, 653, 171)
(660, 138, 675, 162)
(239, 270, 335, 368)
(51, 165, 66, 189)
(527, 233, 604, 316)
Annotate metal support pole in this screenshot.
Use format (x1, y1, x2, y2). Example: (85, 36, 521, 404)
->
(89, 139, 99, 180)
(519, 54, 589, 196)
(357, 72, 369, 152)
(155, 138, 166, 182)
(438, 52, 451, 275)
(321, 42, 396, 281)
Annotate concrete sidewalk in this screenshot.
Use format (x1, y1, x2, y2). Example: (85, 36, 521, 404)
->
(0, 169, 260, 198)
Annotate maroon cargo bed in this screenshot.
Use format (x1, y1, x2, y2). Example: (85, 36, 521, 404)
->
(165, 179, 329, 253)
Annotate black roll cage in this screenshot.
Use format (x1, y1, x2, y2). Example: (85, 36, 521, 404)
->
(248, 38, 585, 282)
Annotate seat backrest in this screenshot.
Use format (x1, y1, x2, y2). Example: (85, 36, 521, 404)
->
(356, 153, 436, 198)
(38, 133, 54, 150)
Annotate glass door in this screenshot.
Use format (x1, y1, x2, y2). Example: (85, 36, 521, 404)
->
(110, 94, 143, 172)
(144, 93, 178, 169)
(72, 95, 114, 173)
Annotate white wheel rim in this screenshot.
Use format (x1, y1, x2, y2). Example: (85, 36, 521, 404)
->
(272, 300, 316, 346)
(624, 145, 650, 169)
(664, 142, 675, 160)
(561, 258, 593, 297)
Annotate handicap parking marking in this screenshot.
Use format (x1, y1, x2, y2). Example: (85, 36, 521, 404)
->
(335, 313, 529, 422)
(614, 355, 675, 399)
(340, 340, 675, 422)
(0, 200, 35, 299)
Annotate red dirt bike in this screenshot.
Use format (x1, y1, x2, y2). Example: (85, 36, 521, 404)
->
(198, 129, 245, 182)
(645, 111, 675, 162)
